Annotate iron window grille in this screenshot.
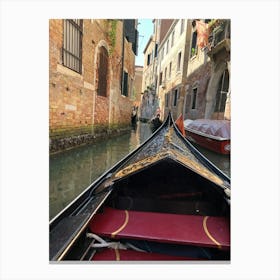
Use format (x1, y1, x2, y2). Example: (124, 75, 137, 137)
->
(62, 19, 83, 73)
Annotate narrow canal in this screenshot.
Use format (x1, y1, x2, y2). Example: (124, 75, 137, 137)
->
(49, 122, 230, 220)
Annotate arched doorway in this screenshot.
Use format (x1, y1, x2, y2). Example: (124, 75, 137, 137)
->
(213, 69, 229, 119)
(204, 62, 229, 119)
(97, 46, 109, 97)
(93, 42, 111, 128)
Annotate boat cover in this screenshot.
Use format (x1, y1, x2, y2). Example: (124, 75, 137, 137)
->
(184, 119, 230, 139)
(92, 248, 201, 261)
(89, 207, 230, 250)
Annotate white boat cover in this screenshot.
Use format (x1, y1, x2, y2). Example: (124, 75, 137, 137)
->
(184, 119, 230, 140)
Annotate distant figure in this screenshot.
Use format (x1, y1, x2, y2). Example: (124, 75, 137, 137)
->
(150, 114, 162, 132)
(131, 106, 138, 125)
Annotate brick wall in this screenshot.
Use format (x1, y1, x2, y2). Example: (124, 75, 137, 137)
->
(49, 19, 135, 152)
(50, 19, 94, 137)
(184, 62, 211, 120)
(134, 66, 143, 107)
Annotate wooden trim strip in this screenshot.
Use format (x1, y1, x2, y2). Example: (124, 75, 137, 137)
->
(203, 216, 222, 249)
(111, 210, 129, 238)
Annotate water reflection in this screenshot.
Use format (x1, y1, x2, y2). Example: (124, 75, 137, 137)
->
(191, 143, 231, 177)
(49, 121, 230, 220)
(49, 122, 153, 219)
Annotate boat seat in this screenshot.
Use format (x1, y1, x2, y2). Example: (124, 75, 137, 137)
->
(92, 248, 203, 261)
(88, 207, 230, 250)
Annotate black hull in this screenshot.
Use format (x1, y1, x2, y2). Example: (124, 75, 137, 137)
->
(150, 117, 163, 133)
(50, 113, 230, 261)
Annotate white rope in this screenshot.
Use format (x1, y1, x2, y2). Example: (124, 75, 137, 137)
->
(125, 242, 146, 252)
(86, 233, 127, 250)
(86, 232, 146, 252)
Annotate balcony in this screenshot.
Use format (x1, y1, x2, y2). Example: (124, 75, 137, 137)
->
(207, 19, 230, 61)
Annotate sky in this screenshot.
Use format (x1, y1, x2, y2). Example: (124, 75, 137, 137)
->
(135, 19, 154, 66)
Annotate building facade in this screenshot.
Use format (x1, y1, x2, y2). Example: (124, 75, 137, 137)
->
(204, 19, 231, 120)
(156, 19, 189, 120)
(184, 19, 231, 121)
(133, 65, 143, 107)
(142, 18, 231, 122)
(140, 32, 158, 121)
(49, 19, 138, 152)
(183, 19, 212, 120)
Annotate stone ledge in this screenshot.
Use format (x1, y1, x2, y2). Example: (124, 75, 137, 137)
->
(49, 125, 131, 155)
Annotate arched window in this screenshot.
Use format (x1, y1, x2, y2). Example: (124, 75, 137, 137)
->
(215, 69, 229, 112)
(97, 46, 109, 97)
(191, 87, 198, 109)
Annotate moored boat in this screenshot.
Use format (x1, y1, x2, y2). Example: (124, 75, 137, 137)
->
(184, 119, 230, 155)
(50, 113, 230, 262)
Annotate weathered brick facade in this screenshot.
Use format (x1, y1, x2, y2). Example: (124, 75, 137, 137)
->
(184, 60, 212, 120)
(142, 19, 231, 123)
(49, 19, 136, 152)
(133, 66, 143, 107)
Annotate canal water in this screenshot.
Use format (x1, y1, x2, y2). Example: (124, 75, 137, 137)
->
(49, 122, 230, 220)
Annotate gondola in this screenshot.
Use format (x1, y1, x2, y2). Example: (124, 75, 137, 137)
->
(49, 112, 230, 262)
(184, 119, 231, 155)
(150, 114, 163, 132)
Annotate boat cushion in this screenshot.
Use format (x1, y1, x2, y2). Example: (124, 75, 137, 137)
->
(92, 248, 202, 261)
(89, 207, 230, 250)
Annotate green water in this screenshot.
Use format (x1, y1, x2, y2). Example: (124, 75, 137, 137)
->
(49, 122, 230, 220)
(49, 122, 152, 220)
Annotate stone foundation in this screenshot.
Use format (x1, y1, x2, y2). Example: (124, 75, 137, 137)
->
(49, 125, 131, 154)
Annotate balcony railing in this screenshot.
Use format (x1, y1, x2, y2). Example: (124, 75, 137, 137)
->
(207, 19, 230, 51)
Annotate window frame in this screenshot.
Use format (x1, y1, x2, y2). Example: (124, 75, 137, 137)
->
(159, 72, 163, 85)
(177, 51, 182, 72)
(190, 27, 198, 58)
(214, 69, 229, 112)
(165, 92, 170, 108)
(62, 19, 83, 74)
(122, 71, 129, 97)
(191, 87, 198, 109)
(173, 88, 179, 107)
